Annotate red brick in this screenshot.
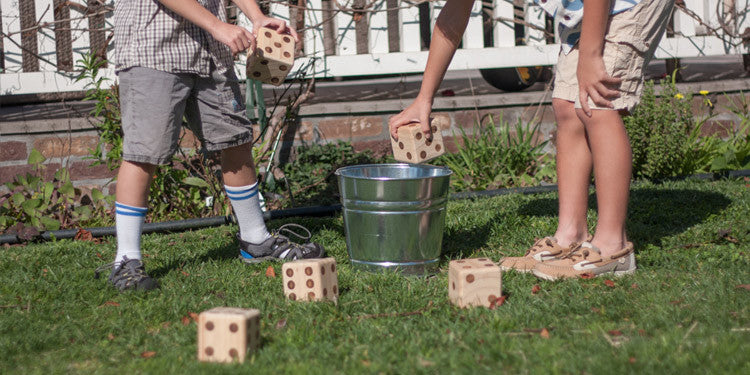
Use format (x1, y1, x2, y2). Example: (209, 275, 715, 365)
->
(0, 141, 28, 162)
(443, 136, 462, 153)
(33, 136, 99, 158)
(68, 161, 117, 180)
(108, 182, 117, 196)
(318, 116, 384, 139)
(700, 120, 736, 138)
(352, 139, 392, 160)
(431, 114, 451, 130)
(0, 163, 61, 185)
(454, 109, 507, 128)
(520, 104, 556, 126)
(454, 110, 483, 128)
(282, 121, 314, 142)
(179, 129, 202, 148)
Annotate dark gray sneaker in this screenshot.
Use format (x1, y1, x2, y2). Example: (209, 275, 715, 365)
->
(95, 257, 159, 291)
(238, 223, 325, 263)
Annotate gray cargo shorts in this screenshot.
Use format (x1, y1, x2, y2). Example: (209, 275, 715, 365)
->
(118, 66, 253, 165)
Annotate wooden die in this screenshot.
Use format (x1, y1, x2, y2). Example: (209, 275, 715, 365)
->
(391, 121, 445, 164)
(197, 307, 260, 363)
(448, 258, 502, 308)
(282, 257, 339, 302)
(246, 26, 295, 86)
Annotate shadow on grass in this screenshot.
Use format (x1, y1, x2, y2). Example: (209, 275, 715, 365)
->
(441, 212, 503, 260)
(148, 216, 345, 278)
(518, 188, 732, 247)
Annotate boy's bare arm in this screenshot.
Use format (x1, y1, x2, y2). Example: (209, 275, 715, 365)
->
(577, 0, 622, 116)
(388, 0, 474, 140)
(157, 0, 254, 54)
(231, 0, 299, 41)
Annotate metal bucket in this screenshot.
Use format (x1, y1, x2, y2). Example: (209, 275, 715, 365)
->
(335, 164, 452, 275)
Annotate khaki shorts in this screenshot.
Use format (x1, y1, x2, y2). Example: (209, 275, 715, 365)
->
(119, 65, 253, 165)
(552, 0, 674, 112)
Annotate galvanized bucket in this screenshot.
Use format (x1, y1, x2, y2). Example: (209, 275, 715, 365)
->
(335, 164, 452, 275)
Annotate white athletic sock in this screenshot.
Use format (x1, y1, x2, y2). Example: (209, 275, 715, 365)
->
(225, 183, 271, 244)
(114, 202, 147, 264)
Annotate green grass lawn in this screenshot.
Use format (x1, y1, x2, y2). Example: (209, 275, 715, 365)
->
(1, 178, 748, 374)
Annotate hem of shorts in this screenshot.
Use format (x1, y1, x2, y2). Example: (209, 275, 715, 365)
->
(122, 153, 173, 166)
(204, 132, 253, 152)
(554, 85, 638, 111)
(552, 85, 578, 103)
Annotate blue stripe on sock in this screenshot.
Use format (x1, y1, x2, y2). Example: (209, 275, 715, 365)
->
(226, 189, 252, 198)
(116, 209, 146, 217)
(227, 189, 258, 201)
(115, 202, 148, 213)
(225, 184, 257, 195)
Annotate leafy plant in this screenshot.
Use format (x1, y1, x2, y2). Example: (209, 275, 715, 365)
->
(434, 114, 555, 192)
(704, 93, 750, 172)
(0, 150, 113, 239)
(147, 146, 230, 221)
(268, 141, 387, 207)
(76, 52, 123, 170)
(624, 71, 700, 179)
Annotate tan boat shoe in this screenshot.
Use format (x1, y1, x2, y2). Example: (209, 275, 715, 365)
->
(500, 237, 580, 273)
(532, 241, 636, 281)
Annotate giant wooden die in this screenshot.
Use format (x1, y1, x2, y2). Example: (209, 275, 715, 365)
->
(448, 258, 502, 308)
(197, 307, 260, 363)
(391, 121, 445, 164)
(246, 27, 295, 86)
(282, 257, 339, 302)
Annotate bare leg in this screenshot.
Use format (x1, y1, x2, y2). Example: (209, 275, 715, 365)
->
(552, 99, 592, 247)
(116, 161, 156, 206)
(221, 143, 258, 186)
(576, 108, 631, 256)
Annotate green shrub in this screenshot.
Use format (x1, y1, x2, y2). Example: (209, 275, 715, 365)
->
(703, 93, 750, 172)
(624, 73, 697, 179)
(0, 150, 113, 238)
(434, 114, 555, 192)
(269, 141, 387, 207)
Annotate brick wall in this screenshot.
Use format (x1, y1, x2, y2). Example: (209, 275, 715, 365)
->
(1, 87, 747, 194)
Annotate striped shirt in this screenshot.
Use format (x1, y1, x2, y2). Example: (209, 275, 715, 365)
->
(535, 0, 642, 54)
(114, 0, 234, 76)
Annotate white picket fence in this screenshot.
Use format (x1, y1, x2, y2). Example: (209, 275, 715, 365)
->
(1, 0, 748, 96)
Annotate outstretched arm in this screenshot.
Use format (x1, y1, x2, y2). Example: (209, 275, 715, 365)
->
(388, 0, 474, 140)
(232, 0, 299, 41)
(577, 0, 622, 116)
(157, 0, 297, 55)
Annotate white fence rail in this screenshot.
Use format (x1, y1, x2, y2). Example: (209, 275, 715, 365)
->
(1, 0, 748, 96)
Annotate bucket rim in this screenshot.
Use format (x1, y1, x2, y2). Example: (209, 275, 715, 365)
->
(334, 163, 453, 181)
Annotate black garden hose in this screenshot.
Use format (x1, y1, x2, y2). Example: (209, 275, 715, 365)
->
(1, 169, 748, 245)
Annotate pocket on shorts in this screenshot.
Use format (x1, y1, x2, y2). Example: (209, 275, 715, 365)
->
(604, 42, 644, 95)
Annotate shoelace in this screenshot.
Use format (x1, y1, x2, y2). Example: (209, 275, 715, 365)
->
(94, 257, 148, 280)
(273, 223, 313, 242)
(560, 243, 595, 262)
(269, 224, 316, 257)
(524, 237, 553, 256)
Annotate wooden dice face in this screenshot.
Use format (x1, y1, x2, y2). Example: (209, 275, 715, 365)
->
(246, 27, 295, 86)
(282, 258, 339, 302)
(448, 258, 502, 308)
(391, 122, 445, 164)
(197, 307, 260, 363)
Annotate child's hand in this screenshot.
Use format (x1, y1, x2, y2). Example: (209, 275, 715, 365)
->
(252, 17, 300, 43)
(576, 55, 622, 117)
(388, 97, 433, 141)
(211, 22, 256, 55)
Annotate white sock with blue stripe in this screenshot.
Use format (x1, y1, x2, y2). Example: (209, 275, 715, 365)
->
(225, 183, 270, 244)
(115, 202, 147, 264)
